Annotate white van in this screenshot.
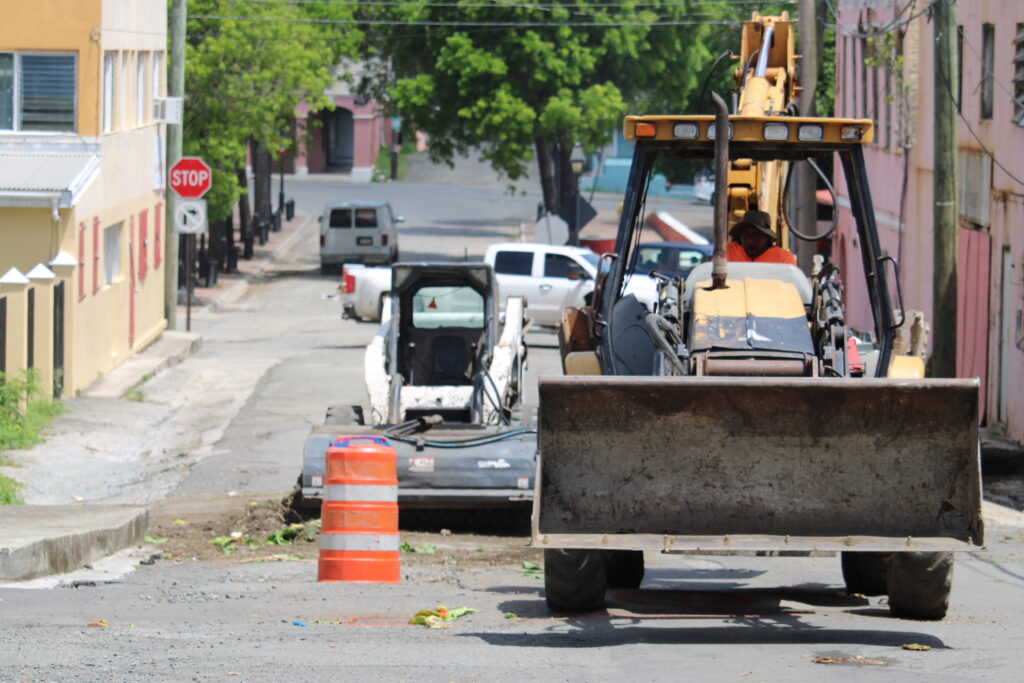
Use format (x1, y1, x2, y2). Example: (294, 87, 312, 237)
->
(319, 200, 402, 272)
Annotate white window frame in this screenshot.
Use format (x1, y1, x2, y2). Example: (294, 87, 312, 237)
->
(152, 52, 163, 100)
(120, 51, 129, 130)
(136, 52, 147, 125)
(103, 223, 122, 286)
(0, 50, 77, 132)
(103, 51, 116, 133)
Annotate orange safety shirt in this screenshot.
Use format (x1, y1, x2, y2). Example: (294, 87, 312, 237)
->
(726, 241, 797, 265)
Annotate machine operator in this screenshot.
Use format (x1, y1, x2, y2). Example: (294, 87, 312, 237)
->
(725, 209, 797, 265)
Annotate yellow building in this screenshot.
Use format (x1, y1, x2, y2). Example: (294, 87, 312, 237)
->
(0, 0, 167, 396)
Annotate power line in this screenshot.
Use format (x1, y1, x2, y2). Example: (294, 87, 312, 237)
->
(935, 52, 1024, 188)
(956, 25, 1024, 112)
(220, 0, 791, 6)
(822, 0, 930, 40)
(189, 14, 740, 26)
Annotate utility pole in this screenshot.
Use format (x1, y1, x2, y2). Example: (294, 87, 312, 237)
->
(164, 0, 186, 330)
(932, 0, 958, 377)
(794, 0, 819, 270)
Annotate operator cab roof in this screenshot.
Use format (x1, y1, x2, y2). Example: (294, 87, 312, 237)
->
(624, 114, 875, 160)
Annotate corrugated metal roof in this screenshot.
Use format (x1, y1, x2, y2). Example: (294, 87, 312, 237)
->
(0, 152, 99, 193)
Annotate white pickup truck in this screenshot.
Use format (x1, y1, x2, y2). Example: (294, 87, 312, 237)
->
(340, 242, 600, 326)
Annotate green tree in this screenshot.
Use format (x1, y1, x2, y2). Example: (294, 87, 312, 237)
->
(182, 0, 359, 222)
(357, 1, 735, 218)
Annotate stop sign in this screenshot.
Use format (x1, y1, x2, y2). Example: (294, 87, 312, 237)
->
(169, 157, 212, 198)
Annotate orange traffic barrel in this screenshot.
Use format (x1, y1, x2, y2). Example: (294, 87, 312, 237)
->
(318, 435, 400, 583)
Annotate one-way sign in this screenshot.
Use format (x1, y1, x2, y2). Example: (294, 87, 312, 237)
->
(173, 198, 208, 235)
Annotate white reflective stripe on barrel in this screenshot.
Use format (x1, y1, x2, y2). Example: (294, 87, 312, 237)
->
(324, 484, 398, 502)
(319, 533, 401, 552)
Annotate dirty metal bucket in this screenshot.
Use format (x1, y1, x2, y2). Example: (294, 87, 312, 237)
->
(532, 376, 983, 553)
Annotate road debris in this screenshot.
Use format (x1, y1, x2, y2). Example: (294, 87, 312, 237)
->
(400, 542, 437, 554)
(813, 655, 884, 666)
(521, 561, 542, 579)
(409, 605, 477, 628)
(902, 644, 932, 651)
(87, 619, 109, 628)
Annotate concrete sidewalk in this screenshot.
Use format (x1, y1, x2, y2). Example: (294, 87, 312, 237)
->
(0, 212, 313, 582)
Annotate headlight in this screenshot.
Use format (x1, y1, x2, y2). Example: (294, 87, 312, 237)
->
(707, 123, 733, 140)
(797, 124, 824, 141)
(673, 122, 699, 139)
(763, 122, 789, 140)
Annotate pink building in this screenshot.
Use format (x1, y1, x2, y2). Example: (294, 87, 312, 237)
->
(834, 0, 1024, 445)
(290, 67, 393, 181)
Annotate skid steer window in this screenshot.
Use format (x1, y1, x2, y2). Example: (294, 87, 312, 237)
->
(411, 286, 483, 329)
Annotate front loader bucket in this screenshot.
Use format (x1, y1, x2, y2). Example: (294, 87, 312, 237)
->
(533, 376, 983, 553)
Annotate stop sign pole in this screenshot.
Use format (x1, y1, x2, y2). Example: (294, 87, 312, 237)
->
(168, 156, 211, 332)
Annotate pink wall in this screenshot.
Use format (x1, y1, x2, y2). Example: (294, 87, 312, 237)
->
(292, 96, 384, 177)
(835, 0, 1024, 440)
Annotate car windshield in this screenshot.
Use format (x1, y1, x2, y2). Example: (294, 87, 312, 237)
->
(411, 286, 484, 329)
(630, 246, 708, 278)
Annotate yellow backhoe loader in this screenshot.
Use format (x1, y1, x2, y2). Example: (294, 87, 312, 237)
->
(534, 12, 982, 620)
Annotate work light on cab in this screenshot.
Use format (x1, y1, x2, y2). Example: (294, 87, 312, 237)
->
(673, 122, 699, 139)
(634, 122, 657, 138)
(797, 124, 824, 141)
(763, 122, 789, 140)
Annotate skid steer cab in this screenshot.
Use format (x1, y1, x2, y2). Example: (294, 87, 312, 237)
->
(298, 263, 536, 514)
(535, 20, 982, 618)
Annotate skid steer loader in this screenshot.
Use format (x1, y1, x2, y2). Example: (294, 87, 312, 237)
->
(534, 12, 983, 620)
(297, 263, 536, 513)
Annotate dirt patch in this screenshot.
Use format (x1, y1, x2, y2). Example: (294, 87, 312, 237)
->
(146, 494, 538, 568)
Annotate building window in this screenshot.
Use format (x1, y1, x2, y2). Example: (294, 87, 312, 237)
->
(1014, 24, 1024, 126)
(0, 52, 76, 132)
(103, 223, 122, 286)
(103, 52, 116, 132)
(136, 52, 147, 125)
(981, 23, 994, 120)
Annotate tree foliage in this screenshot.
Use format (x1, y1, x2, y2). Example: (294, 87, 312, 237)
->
(356, 0, 737, 213)
(182, 0, 359, 220)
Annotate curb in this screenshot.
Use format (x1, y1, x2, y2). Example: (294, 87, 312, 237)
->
(0, 506, 148, 581)
(82, 330, 202, 399)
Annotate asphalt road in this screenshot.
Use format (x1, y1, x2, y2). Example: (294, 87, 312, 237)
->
(2, 177, 1023, 681)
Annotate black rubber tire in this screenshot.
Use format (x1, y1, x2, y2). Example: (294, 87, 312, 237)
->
(324, 404, 364, 426)
(544, 549, 607, 612)
(604, 550, 645, 589)
(887, 551, 953, 620)
(841, 552, 890, 596)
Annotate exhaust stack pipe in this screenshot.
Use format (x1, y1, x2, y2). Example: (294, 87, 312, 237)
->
(711, 92, 730, 289)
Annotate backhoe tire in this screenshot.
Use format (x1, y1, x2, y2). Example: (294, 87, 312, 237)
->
(841, 552, 890, 596)
(887, 551, 953, 620)
(324, 404, 364, 426)
(605, 550, 645, 589)
(544, 549, 606, 613)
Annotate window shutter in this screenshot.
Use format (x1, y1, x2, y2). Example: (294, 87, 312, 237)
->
(138, 209, 148, 279)
(92, 217, 100, 294)
(154, 202, 162, 269)
(77, 221, 86, 301)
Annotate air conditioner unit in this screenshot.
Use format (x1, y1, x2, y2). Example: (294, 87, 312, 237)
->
(154, 97, 184, 124)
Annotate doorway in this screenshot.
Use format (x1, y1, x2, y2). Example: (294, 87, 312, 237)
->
(325, 108, 354, 168)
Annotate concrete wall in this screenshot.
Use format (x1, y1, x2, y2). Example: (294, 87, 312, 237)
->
(834, 0, 1024, 442)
